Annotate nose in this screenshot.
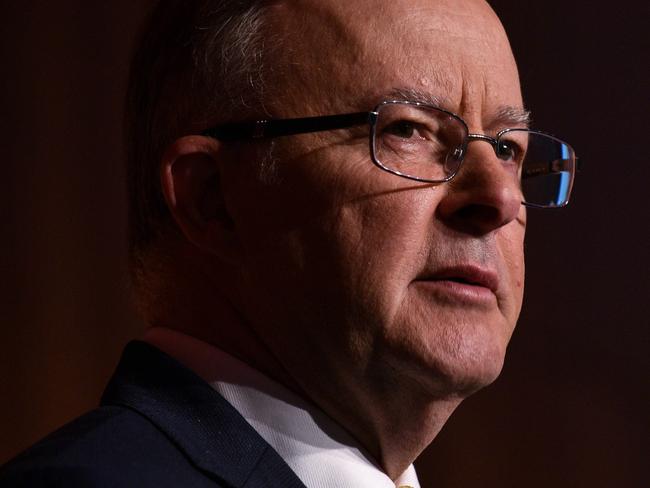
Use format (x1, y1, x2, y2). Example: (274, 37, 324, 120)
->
(437, 139, 523, 236)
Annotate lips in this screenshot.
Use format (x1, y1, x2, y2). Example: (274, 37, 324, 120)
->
(420, 265, 499, 293)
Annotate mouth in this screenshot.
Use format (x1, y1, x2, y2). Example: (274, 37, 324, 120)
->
(416, 265, 499, 303)
(433, 266, 498, 291)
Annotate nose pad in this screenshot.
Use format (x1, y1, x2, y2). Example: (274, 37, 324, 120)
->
(444, 146, 466, 175)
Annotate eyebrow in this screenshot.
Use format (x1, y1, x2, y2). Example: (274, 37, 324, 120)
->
(383, 87, 448, 109)
(376, 87, 532, 129)
(492, 106, 532, 129)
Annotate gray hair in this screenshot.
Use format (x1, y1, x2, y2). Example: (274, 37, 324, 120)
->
(125, 0, 273, 295)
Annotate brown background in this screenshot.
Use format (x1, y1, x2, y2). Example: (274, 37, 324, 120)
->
(1, 2, 648, 487)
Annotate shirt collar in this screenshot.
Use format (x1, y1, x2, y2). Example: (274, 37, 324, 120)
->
(144, 327, 420, 488)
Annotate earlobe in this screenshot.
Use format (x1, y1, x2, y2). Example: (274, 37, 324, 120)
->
(160, 135, 240, 263)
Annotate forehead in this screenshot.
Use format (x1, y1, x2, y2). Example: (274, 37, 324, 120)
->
(265, 0, 522, 125)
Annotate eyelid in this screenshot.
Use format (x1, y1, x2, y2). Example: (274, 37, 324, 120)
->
(379, 114, 440, 131)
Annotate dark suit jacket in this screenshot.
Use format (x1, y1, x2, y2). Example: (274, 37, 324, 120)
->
(0, 341, 307, 487)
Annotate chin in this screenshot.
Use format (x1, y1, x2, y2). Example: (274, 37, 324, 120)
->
(439, 348, 507, 396)
(382, 310, 512, 399)
(431, 321, 510, 396)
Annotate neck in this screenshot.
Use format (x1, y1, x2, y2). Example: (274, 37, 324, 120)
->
(141, 247, 305, 396)
(295, 358, 464, 479)
(141, 248, 463, 480)
(351, 394, 461, 479)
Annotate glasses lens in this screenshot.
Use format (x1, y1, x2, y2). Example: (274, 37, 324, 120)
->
(499, 129, 576, 207)
(372, 103, 468, 181)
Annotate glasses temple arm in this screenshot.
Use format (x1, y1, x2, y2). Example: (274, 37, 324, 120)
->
(204, 112, 371, 141)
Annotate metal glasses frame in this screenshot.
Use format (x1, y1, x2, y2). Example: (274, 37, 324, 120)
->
(203, 100, 577, 208)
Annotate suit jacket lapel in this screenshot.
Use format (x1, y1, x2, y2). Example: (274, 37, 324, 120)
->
(101, 341, 306, 488)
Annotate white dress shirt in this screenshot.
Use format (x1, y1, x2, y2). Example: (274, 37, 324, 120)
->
(144, 327, 420, 488)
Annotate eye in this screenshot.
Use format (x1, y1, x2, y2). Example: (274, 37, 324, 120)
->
(383, 120, 418, 139)
(496, 139, 523, 162)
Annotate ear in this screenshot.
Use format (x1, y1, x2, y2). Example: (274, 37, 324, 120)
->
(160, 135, 240, 264)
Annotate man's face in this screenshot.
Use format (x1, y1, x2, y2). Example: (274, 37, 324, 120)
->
(224, 0, 526, 405)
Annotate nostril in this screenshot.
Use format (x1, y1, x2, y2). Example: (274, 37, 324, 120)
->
(447, 203, 512, 236)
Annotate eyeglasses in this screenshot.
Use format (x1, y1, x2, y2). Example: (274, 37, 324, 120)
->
(204, 100, 578, 208)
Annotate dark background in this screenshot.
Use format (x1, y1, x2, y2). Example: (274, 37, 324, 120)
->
(1, 2, 648, 487)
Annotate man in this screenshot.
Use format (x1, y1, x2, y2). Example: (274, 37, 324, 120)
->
(1, 0, 577, 486)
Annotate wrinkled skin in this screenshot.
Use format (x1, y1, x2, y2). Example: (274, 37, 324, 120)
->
(218, 0, 526, 477)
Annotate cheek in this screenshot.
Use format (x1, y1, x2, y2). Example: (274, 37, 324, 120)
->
(331, 190, 437, 301)
(231, 138, 443, 354)
(299, 192, 438, 367)
(498, 222, 526, 318)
